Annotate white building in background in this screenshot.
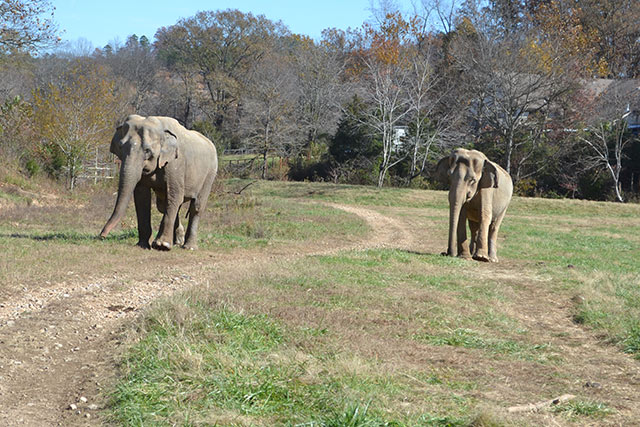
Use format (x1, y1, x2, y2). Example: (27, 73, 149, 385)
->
(393, 126, 408, 151)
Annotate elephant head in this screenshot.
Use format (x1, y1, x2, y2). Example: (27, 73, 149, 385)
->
(435, 148, 499, 257)
(100, 115, 178, 238)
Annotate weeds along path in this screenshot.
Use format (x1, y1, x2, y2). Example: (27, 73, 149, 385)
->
(0, 202, 412, 426)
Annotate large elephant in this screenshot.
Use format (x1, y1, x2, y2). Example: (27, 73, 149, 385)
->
(435, 148, 513, 262)
(100, 115, 218, 250)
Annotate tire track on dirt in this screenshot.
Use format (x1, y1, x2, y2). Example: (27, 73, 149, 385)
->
(0, 203, 409, 426)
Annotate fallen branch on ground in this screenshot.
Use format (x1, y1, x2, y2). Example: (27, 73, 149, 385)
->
(227, 181, 254, 195)
(507, 394, 576, 413)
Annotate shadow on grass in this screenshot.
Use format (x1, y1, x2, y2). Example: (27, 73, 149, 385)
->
(1, 229, 137, 243)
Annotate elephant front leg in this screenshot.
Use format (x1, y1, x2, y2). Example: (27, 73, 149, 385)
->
(457, 205, 472, 259)
(472, 190, 494, 262)
(468, 220, 479, 256)
(152, 190, 184, 251)
(134, 184, 152, 249)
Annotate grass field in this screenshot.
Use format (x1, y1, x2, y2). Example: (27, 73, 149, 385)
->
(1, 176, 640, 425)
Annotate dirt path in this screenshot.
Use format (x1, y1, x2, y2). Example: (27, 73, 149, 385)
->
(0, 203, 414, 426)
(1, 202, 639, 425)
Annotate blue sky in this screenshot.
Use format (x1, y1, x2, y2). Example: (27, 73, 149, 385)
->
(52, 0, 417, 50)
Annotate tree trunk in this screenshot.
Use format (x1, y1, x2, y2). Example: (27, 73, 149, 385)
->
(262, 150, 268, 180)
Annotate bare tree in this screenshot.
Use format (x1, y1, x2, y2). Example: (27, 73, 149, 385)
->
(577, 81, 639, 202)
(405, 30, 461, 181)
(106, 34, 159, 114)
(352, 13, 416, 188)
(291, 36, 349, 153)
(240, 51, 301, 179)
(450, 4, 576, 179)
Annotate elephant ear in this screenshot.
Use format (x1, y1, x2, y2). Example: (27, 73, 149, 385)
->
(159, 130, 179, 168)
(481, 160, 499, 188)
(434, 156, 452, 185)
(110, 124, 126, 159)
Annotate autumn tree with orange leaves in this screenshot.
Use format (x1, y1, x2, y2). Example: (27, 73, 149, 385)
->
(0, 0, 58, 54)
(32, 63, 125, 190)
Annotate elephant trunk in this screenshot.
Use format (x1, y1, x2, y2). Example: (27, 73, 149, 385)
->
(100, 159, 141, 238)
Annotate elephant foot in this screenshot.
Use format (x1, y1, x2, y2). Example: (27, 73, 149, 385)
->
(473, 254, 496, 263)
(182, 239, 198, 251)
(174, 226, 185, 246)
(152, 240, 172, 251)
(136, 240, 151, 250)
(441, 248, 457, 257)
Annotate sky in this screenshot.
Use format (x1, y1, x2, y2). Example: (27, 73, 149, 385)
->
(52, 0, 418, 51)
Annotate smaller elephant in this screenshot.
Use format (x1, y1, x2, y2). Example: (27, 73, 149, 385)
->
(100, 115, 218, 250)
(435, 148, 513, 262)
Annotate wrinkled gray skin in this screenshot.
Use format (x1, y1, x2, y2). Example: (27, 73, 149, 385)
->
(100, 115, 218, 250)
(435, 148, 513, 262)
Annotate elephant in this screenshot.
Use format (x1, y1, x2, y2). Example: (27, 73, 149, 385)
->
(435, 148, 513, 262)
(100, 115, 218, 251)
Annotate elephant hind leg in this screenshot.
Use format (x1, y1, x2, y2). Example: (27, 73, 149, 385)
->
(173, 201, 188, 246)
(487, 210, 508, 263)
(183, 173, 216, 250)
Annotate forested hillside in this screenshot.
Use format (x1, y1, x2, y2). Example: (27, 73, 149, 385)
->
(3, 0, 640, 200)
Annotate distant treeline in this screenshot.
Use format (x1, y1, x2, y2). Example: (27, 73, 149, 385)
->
(3, 0, 640, 200)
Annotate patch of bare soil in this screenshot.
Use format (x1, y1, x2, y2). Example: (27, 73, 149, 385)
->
(0, 202, 639, 426)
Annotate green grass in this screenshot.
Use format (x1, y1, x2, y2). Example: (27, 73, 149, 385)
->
(551, 399, 612, 419)
(498, 201, 640, 359)
(239, 179, 448, 210)
(414, 328, 557, 363)
(109, 248, 565, 424)
(3, 178, 640, 424)
(110, 299, 475, 426)
(0, 181, 368, 296)
(199, 196, 367, 250)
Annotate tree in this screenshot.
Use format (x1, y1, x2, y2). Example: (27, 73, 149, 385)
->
(240, 51, 300, 179)
(572, 0, 640, 78)
(0, 95, 34, 163)
(0, 0, 58, 54)
(352, 12, 416, 187)
(576, 81, 638, 202)
(449, 1, 578, 181)
(155, 10, 289, 133)
(404, 23, 461, 182)
(105, 34, 159, 114)
(32, 62, 125, 190)
(330, 95, 380, 162)
(290, 34, 348, 156)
